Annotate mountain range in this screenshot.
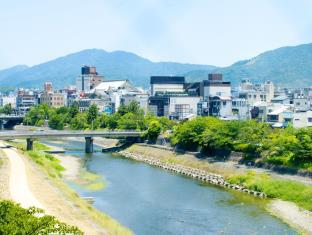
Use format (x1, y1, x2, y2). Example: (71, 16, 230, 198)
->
(0, 43, 312, 89)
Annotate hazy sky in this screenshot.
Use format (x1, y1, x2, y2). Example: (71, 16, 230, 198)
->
(1, 0, 312, 69)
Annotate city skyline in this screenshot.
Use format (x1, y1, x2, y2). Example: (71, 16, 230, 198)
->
(1, 0, 312, 69)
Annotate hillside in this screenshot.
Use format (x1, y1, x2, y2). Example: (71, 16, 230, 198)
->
(186, 43, 312, 87)
(0, 49, 215, 88)
(0, 43, 312, 88)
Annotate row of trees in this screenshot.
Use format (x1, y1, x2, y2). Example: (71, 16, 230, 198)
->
(23, 102, 176, 142)
(171, 117, 312, 169)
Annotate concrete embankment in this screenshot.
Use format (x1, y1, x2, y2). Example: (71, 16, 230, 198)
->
(119, 150, 266, 198)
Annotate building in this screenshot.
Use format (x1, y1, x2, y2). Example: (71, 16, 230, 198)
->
(148, 76, 201, 120)
(293, 111, 312, 128)
(16, 89, 39, 114)
(40, 92, 65, 108)
(293, 93, 310, 111)
(92, 79, 147, 113)
(203, 74, 231, 98)
(0, 95, 17, 108)
(149, 94, 200, 120)
(232, 98, 249, 119)
(271, 95, 290, 105)
(238, 80, 275, 105)
(198, 74, 232, 118)
(150, 76, 185, 96)
(76, 66, 104, 92)
(44, 82, 53, 92)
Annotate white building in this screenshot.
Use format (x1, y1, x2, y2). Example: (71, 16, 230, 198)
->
(150, 76, 185, 96)
(0, 96, 17, 108)
(93, 80, 147, 113)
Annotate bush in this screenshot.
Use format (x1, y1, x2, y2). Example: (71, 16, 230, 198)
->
(0, 200, 82, 234)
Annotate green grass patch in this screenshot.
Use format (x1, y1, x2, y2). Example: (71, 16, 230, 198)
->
(27, 151, 65, 178)
(76, 171, 106, 191)
(228, 171, 312, 211)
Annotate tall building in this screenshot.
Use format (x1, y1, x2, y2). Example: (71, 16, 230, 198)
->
(76, 66, 104, 92)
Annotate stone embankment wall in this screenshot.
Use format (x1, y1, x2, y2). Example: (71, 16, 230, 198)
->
(119, 150, 266, 198)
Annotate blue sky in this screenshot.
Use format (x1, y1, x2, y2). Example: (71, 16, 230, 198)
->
(1, 0, 312, 69)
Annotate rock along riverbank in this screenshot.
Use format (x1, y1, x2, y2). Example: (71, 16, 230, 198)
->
(119, 150, 267, 198)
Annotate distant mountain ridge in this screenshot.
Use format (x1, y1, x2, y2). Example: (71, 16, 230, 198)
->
(0, 49, 215, 89)
(1, 43, 312, 89)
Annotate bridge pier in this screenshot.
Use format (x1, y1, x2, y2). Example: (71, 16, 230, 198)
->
(26, 138, 33, 151)
(85, 137, 94, 153)
(0, 121, 3, 130)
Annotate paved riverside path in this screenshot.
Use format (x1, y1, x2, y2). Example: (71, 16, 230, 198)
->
(0, 142, 43, 209)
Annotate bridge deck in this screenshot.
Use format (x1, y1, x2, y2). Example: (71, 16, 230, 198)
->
(0, 130, 144, 140)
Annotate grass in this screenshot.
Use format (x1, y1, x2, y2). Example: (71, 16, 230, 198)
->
(228, 171, 312, 211)
(77, 171, 107, 191)
(6, 140, 133, 235)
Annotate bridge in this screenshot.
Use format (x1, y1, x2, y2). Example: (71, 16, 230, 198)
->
(0, 115, 24, 130)
(0, 130, 144, 153)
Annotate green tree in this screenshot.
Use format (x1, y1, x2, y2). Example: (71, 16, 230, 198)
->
(48, 114, 64, 130)
(0, 200, 82, 234)
(146, 120, 162, 143)
(70, 112, 89, 130)
(106, 113, 120, 130)
(2, 104, 13, 115)
(69, 103, 79, 118)
(87, 104, 98, 129)
(171, 117, 211, 150)
(118, 113, 140, 130)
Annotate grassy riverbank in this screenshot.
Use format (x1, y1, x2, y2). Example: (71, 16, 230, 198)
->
(6, 140, 132, 235)
(228, 171, 312, 211)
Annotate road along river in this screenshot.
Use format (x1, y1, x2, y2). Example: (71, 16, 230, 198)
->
(43, 140, 297, 235)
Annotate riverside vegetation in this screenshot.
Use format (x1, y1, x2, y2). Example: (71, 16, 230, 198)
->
(23, 103, 312, 210)
(4, 140, 133, 235)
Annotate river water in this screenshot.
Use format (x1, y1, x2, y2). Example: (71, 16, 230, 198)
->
(44, 140, 297, 235)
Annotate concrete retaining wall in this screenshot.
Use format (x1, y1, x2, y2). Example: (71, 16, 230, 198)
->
(119, 150, 266, 199)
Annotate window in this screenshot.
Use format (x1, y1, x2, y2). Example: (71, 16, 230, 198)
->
(222, 101, 226, 106)
(175, 104, 190, 118)
(308, 117, 312, 123)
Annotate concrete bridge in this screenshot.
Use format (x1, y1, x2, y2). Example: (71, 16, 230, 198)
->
(0, 130, 144, 153)
(0, 115, 24, 130)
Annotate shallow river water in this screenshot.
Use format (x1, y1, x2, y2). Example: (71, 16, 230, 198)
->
(43, 140, 297, 235)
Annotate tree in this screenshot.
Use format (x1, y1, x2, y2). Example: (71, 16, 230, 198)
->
(171, 117, 211, 150)
(106, 113, 120, 130)
(117, 113, 140, 130)
(2, 104, 13, 115)
(146, 120, 162, 143)
(69, 103, 79, 118)
(117, 101, 143, 116)
(87, 104, 98, 129)
(70, 112, 88, 130)
(0, 200, 82, 234)
(48, 114, 64, 130)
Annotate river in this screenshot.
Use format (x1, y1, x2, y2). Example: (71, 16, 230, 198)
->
(44, 140, 297, 235)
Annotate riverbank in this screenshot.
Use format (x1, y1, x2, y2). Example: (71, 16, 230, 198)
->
(2, 140, 132, 235)
(120, 143, 312, 234)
